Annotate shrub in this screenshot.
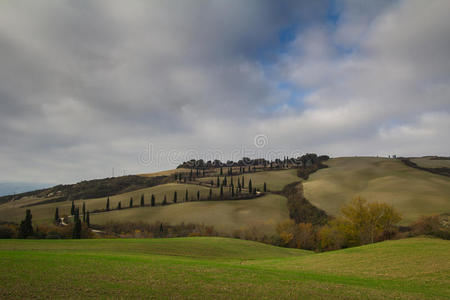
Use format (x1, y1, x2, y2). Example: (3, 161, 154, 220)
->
(0, 224, 16, 238)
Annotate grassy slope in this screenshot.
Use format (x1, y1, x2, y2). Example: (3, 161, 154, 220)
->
(0, 237, 448, 299)
(411, 157, 450, 168)
(0, 183, 220, 224)
(303, 157, 450, 223)
(90, 194, 289, 235)
(198, 169, 300, 192)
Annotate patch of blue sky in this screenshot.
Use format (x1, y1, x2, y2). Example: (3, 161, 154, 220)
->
(266, 81, 312, 114)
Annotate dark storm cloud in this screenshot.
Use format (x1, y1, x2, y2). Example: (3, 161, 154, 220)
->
(0, 0, 449, 184)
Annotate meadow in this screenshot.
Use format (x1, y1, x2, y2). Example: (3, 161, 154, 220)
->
(90, 194, 289, 235)
(0, 183, 221, 224)
(303, 157, 450, 223)
(0, 237, 448, 299)
(410, 157, 450, 168)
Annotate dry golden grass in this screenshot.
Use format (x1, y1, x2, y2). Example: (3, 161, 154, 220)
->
(410, 157, 450, 168)
(303, 157, 450, 224)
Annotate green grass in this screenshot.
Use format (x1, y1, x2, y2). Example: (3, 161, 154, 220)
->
(303, 157, 450, 223)
(0, 237, 448, 299)
(91, 194, 289, 235)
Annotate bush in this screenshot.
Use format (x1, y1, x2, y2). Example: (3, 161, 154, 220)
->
(0, 224, 16, 238)
(411, 214, 450, 240)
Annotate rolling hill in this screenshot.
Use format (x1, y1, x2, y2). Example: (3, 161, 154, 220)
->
(303, 157, 450, 224)
(1, 156, 449, 232)
(0, 237, 448, 299)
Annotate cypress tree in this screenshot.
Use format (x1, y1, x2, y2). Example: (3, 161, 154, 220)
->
(210, 180, 214, 186)
(238, 179, 241, 189)
(248, 179, 252, 194)
(82, 202, 86, 222)
(231, 184, 235, 197)
(224, 176, 227, 186)
(129, 197, 133, 208)
(220, 185, 224, 198)
(190, 169, 193, 180)
(86, 211, 90, 227)
(209, 188, 212, 200)
(71, 200, 75, 215)
(242, 176, 245, 188)
(141, 194, 145, 206)
(72, 210, 81, 239)
(160, 223, 163, 233)
(217, 176, 220, 187)
(220, 167, 223, 176)
(19, 209, 33, 238)
(231, 176, 234, 186)
(174, 191, 177, 203)
(185, 189, 189, 202)
(117, 201, 121, 210)
(197, 190, 200, 201)
(151, 194, 155, 207)
(106, 197, 110, 211)
(264, 182, 267, 192)
(162, 195, 167, 205)
(196, 168, 199, 177)
(54, 207, 59, 223)
(253, 188, 257, 195)
(203, 169, 205, 177)
(248, 166, 251, 173)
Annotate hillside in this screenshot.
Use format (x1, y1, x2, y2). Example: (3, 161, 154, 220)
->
(0, 237, 448, 299)
(1, 156, 450, 232)
(303, 157, 450, 223)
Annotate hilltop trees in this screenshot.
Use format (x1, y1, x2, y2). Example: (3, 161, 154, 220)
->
(19, 209, 33, 238)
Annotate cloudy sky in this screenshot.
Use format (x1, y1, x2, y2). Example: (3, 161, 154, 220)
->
(0, 0, 449, 185)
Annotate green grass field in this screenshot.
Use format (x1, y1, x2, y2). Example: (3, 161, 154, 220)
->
(303, 157, 450, 223)
(0, 237, 448, 299)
